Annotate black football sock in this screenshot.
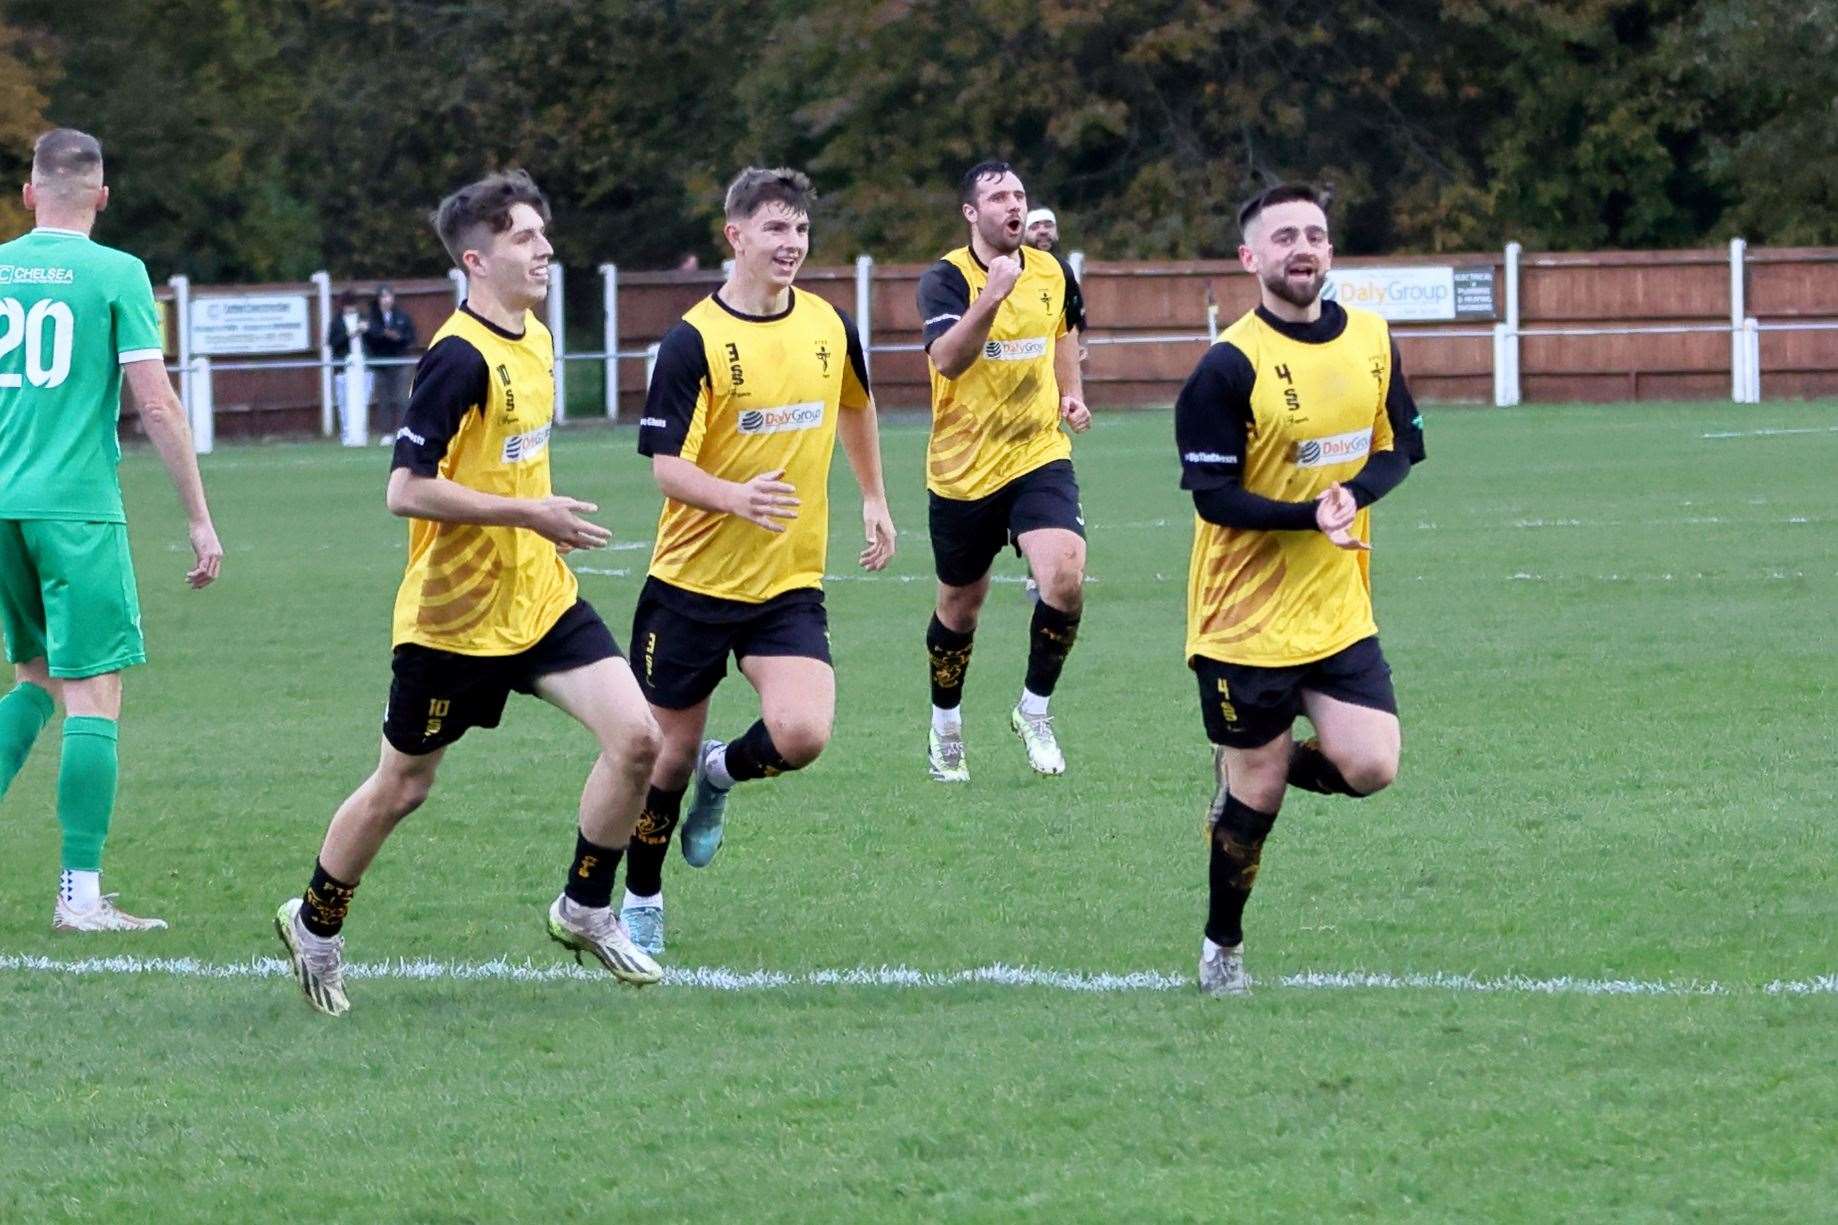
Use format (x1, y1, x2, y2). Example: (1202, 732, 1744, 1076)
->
(927, 613, 975, 709)
(724, 720, 794, 782)
(1023, 600, 1081, 697)
(300, 859, 358, 938)
(1287, 737, 1365, 796)
(623, 785, 685, 897)
(1204, 791, 1280, 949)
(563, 830, 623, 909)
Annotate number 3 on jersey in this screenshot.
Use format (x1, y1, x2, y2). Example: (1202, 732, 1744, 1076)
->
(0, 297, 75, 389)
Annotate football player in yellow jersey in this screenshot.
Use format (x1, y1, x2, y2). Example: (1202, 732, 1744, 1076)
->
(917, 162, 1092, 784)
(1175, 184, 1426, 997)
(619, 168, 894, 956)
(275, 172, 664, 1015)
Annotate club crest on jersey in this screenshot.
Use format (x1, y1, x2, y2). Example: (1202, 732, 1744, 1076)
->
(737, 401, 823, 436)
(814, 340, 831, 375)
(1293, 428, 1372, 469)
(982, 337, 1048, 361)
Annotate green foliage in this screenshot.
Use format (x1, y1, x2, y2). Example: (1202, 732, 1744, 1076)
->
(4, 0, 1831, 277)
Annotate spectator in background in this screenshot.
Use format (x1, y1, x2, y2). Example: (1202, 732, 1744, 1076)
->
(1025, 207, 1087, 362)
(327, 290, 373, 441)
(367, 286, 417, 444)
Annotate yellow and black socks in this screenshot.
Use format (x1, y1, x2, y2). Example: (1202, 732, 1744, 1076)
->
(1023, 600, 1081, 699)
(624, 785, 685, 898)
(723, 720, 793, 783)
(564, 829, 624, 910)
(300, 859, 358, 937)
(1287, 737, 1364, 797)
(927, 614, 975, 711)
(0, 681, 53, 797)
(1205, 793, 1279, 949)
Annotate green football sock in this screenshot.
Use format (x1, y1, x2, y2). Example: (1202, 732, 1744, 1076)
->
(57, 716, 119, 873)
(0, 682, 55, 798)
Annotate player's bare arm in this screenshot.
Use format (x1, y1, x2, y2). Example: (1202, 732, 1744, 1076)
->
(650, 454, 798, 533)
(1054, 326, 1090, 434)
(384, 467, 609, 550)
(835, 395, 895, 570)
(927, 253, 1021, 378)
(122, 358, 222, 588)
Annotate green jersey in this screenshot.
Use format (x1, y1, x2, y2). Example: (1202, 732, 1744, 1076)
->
(0, 227, 165, 523)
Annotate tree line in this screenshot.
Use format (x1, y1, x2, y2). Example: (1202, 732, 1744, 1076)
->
(1, 0, 1829, 283)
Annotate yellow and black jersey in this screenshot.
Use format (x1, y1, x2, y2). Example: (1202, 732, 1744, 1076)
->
(1176, 301, 1427, 667)
(389, 305, 577, 655)
(918, 246, 1072, 500)
(637, 288, 870, 605)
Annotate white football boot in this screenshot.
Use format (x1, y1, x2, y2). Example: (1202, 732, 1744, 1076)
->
(53, 894, 168, 933)
(546, 894, 662, 986)
(274, 897, 350, 1016)
(1198, 941, 1251, 997)
(928, 724, 969, 783)
(1009, 705, 1066, 775)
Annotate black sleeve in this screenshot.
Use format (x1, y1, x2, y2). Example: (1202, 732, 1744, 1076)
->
(1054, 253, 1086, 332)
(391, 336, 489, 475)
(1176, 342, 1319, 531)
(1347, 338, 1428, 508)
(637, 321, 709, 458)
(835, 306, 872, 404)
(327, 314, 350, 359)
(398, 309, 418, 349)
(916, 261, 970, 349)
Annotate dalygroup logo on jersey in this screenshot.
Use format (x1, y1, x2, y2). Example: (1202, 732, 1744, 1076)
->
(981, 337, 1049, 362)
(737, 401, 824, 436)
(501, 423, 551, 463)
(1293, 427, 1372, 469)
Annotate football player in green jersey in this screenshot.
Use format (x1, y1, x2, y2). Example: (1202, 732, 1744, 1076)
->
(0, 129, 223, 932)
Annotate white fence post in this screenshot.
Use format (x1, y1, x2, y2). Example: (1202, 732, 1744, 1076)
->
(1744, 316, 1761, 403)
(600, 262, 619, 420)
(1728, 237, 1748, 403)
(645, 341, 661, 389)
(188, 356, 213, 454)
(1495, 241, 1522, 407)
(310, 270, 334, 436)
(854, 254, 873, 378)
(167, 274, 192, 415)
(547, 263, 566, 424)
(448, 267, 465, 306)
(341, 337, 369, 447)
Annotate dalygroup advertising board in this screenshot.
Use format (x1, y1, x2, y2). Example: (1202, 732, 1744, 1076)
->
(1322, 265, 1496, 323)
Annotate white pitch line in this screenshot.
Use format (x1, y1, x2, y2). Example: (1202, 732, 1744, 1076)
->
(1701, 425, 1838, 440)
(1, 953, 1831, 998)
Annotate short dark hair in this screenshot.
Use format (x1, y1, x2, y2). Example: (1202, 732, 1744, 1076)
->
(1237, 183, 1326, 239)
(959, 160, 1015, 207)
(723, 166, 815, 222)
(431, 170, 551, 268)
(32, 128, 103, 182)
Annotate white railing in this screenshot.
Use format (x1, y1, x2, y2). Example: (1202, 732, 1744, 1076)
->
(159, 244, 1834, 448)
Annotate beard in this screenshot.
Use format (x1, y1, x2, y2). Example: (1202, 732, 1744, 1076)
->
(979, 214, 1023, 255)
(1262, 263, 1325, 309)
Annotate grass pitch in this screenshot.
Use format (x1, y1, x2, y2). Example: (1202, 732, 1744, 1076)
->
(2, 401, 1835, 1222)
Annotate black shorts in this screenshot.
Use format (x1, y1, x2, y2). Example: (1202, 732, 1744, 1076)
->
(929, 458, 1084, 588)
(1191, 635, 1398, 749)
(383, 599, 622, 755)
(630, 577, 831, 710)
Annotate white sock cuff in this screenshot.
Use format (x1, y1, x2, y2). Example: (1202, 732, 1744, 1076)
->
(623, 889, 662, 911)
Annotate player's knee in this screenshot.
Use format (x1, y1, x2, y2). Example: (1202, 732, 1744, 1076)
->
(607, 712, 662, 777)
(936, 588, 985, 631)
(1339, 752, 1397, 797)
(1038, 567, 1084, 613)
(380, 772, 434, 819)
(765, 715, 829, 769)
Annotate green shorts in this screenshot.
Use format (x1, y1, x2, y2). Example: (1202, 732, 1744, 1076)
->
(0, 518, 145, 679)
